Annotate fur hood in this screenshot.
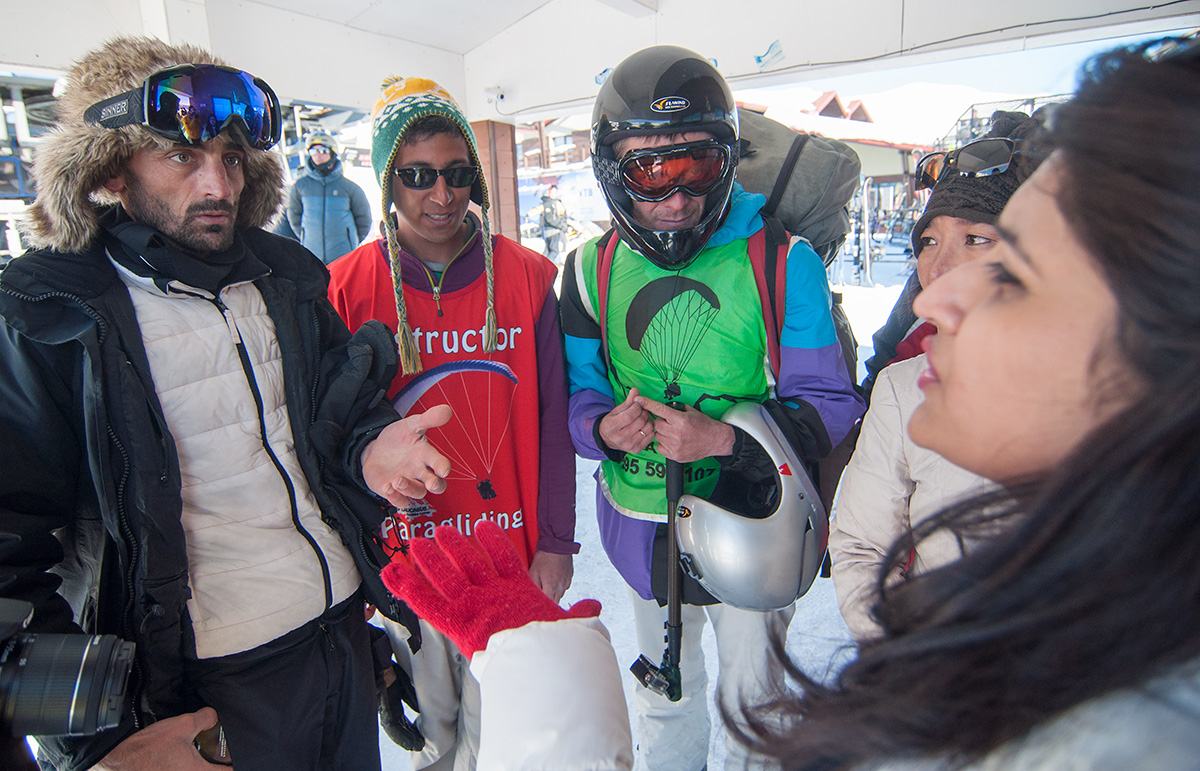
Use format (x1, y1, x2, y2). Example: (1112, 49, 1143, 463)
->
(21, 36, 283, 253)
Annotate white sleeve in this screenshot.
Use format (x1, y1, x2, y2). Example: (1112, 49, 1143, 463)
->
(470, 617, 634, 771)
(828, 361, 914, 640)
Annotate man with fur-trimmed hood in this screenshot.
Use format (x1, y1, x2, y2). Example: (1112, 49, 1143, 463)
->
(3, 36, 451, 770)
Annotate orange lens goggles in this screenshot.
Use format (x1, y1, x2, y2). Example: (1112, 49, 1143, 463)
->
(619, 142, 730, 202)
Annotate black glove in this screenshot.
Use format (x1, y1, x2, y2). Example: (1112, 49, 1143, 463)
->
(369, 622, 424, 751)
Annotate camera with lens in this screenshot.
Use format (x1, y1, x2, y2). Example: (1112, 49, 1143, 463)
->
(0, 597, 135, 737)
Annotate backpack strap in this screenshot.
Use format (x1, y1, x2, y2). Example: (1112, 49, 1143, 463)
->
(595, 228, 620, 372)
(748, 215, 790, 381)
(763, 133, 811, 218)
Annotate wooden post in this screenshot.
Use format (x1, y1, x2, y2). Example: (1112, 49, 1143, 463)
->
(471, 120, 519, 239)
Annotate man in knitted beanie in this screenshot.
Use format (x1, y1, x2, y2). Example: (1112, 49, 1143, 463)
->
(2, 36, 449, 771)
(327, 77, 578, 771)
(860, 110, 1044, 400)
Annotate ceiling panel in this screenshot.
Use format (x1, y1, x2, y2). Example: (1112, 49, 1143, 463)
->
(2, 0, 1197, 120)
(249, 0, 377, 24)
(264, 0, 555, 54)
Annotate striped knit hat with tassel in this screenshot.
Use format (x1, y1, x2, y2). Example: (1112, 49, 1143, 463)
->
(371, 76, 495, 375)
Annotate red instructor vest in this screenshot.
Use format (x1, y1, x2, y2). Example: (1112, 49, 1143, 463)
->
(328, 237, 556, 568)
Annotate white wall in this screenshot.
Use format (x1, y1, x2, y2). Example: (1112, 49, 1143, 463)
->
(0, 0, 1196, 119)
(203, 0, 466, 109)
(1, 0, 148, 72)
(463, 0, 1200, 122)
(0, 0, 465, 109)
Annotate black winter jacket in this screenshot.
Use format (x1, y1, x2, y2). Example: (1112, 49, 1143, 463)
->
(0, 227, 412, 769)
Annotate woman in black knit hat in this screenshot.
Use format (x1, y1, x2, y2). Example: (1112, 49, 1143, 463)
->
(827, 110, 1046, 640)
(860, 110, 1044, 400)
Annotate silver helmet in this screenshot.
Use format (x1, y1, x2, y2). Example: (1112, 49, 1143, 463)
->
(675, 401, 828, 611)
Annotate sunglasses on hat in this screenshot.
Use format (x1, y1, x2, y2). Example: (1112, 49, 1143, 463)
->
(84, 64, 282, 151)
(393, 166, 479, 190)
(915, 137, 1019, 191)
(1147, 33, 1200, 63)
(616, 141, 731, 202)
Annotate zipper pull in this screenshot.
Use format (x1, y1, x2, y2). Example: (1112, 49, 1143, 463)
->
(433, 286, 443, 317)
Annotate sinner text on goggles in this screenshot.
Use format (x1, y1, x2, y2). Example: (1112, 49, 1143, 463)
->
(84, 64, 282, 151)
(597, 141, 732, 202)
(915, 137, 1020, 191)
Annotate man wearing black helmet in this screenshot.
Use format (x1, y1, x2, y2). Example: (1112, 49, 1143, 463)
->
(560, 45, 864, 770)
(0, 37, 450, 771)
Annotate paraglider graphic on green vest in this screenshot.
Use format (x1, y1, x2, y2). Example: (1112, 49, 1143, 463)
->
(625, 276, 721, 401)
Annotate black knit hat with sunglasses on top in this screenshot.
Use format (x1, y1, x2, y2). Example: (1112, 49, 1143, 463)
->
(912, 110, 1043, 259)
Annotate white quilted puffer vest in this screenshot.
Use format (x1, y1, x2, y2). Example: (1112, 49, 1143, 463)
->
(119, 268, 360, 659)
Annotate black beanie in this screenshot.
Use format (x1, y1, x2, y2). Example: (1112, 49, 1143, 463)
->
(911, 110, 1043, 260)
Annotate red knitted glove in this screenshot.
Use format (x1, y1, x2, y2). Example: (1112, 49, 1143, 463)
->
(381, 521, 602, 659)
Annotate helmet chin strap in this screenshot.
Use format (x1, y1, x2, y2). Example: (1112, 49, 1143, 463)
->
(613, 192, 733, 271)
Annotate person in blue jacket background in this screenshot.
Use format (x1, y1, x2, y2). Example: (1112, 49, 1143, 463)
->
(287, 130, 373, 264)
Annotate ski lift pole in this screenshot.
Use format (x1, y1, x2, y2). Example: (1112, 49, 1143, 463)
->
(861, 176, 874, 286)
(630, 401, 685, 702)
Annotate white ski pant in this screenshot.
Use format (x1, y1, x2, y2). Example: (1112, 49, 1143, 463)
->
(629, 588, 795, 771)
(384, 617, 482, 771)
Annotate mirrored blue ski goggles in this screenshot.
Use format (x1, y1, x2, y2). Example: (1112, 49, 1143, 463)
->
(84, 64, 282, 151)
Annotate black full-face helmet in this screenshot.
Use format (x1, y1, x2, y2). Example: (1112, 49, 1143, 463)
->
(592, 45, 739, 270)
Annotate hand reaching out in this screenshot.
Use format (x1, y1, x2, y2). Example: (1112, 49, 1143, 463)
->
(635, 396, 735, 463)
(91, 708, 220, 770)
(381, 522, 600, 658)
(598, 387, 655, 454)
(362, 405, 453, 508)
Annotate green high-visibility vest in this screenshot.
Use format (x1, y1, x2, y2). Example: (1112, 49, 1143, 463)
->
(579, 236, 772, 522)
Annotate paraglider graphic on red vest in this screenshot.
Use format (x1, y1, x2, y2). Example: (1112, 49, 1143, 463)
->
(391, 359, 520, 501)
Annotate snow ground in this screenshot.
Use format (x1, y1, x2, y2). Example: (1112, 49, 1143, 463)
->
(379, 251, 912, 770)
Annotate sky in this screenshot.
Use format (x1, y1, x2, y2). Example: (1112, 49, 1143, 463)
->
(736, 26, 1197, 145)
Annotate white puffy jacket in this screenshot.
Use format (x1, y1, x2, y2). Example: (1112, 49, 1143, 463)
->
(467, 616, 1200, 770)
(470, 617, 633, 770)
(122, 269, 360, 658)
(829, 354, 991, 640)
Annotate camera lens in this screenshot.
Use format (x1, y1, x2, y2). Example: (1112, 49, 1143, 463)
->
(0, 632, 134, 736)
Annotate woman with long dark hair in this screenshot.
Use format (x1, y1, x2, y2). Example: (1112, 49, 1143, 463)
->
(382, 37, 1200, 770)
(739, 35, 1200, 769)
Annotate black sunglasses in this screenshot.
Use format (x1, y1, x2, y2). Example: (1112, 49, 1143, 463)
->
(393, 166, 478, 190)
(915, 137, 1019, 191)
